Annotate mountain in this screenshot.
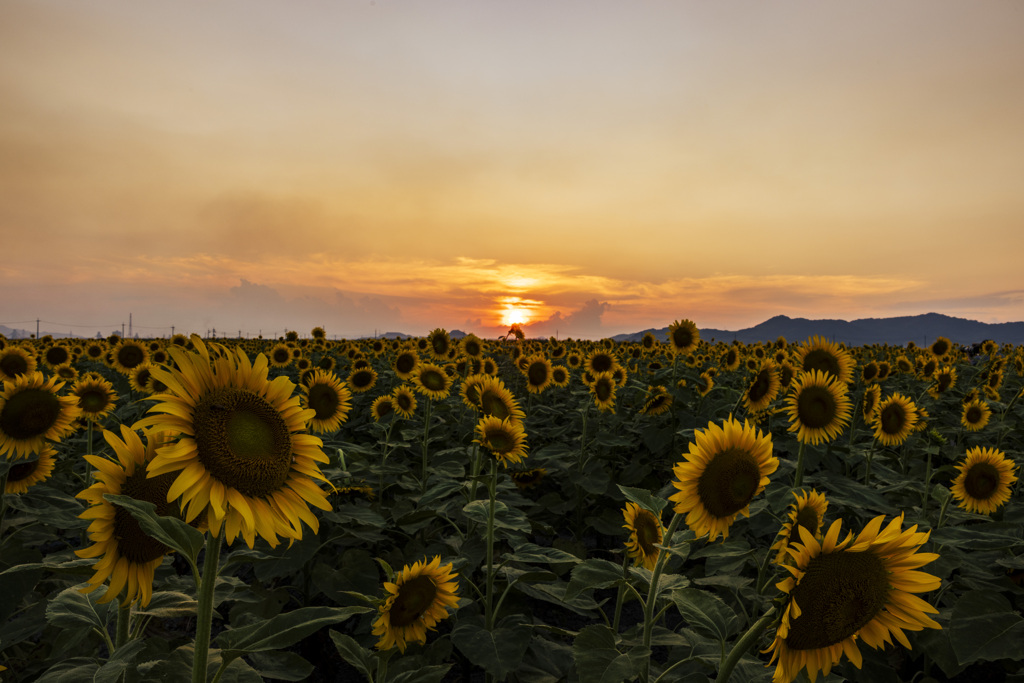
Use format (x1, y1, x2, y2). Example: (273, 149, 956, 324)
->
(611, 313, 1024, 346)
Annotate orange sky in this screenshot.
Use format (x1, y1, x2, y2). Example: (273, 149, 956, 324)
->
(2, 1, 1023, 339)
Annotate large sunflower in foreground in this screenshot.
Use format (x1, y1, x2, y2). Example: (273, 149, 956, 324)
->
(669, 416, 778, 541)
(797, 336, 855, 385)
(766, 515, 941, 683)
(137, 336, 331, 548)
(372, 556, 459, 652)
(784, 370, 851, 445)
(4, 445, 57, 494)
(622, 502, 663, 570)
(771, 489, 828, 566)
(75, 427, 202, 606)
(0, 372, 80, 459)
(300, 370, 352, 434)
(950, 446, 1018, 515)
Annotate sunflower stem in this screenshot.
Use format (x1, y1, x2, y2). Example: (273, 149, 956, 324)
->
(115, 601, 132, 650)
(192, 531, 223, 683)
(0, 468, 8, 544)
(641, 513, 682, 682)
(863, 438, 876, 486)
(484, 458, 498, 631)
(717, 606, 777, 683)
(611, 552, 631, 633)
(792, 440, 807, 488)
(420, 399, 432, 493)
(921, 452, 933, 516)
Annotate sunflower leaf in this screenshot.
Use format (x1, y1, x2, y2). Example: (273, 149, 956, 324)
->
(329, 630, 376, 680)
(102, 493, 204, 565)
(93, 639, 148, 683)
(133, 591, 198, 619)
(617, 485, 668, 515)
(45, 583, 113, 631)
(572, 624, 648, 683)
(564, 559, 626, 602)
(451, 616, 532, 680)
(667, 587, 740, 644)
(504, 542, 583, 566)
(950, 590, 1024, 664)
(216, 605, 372, 655)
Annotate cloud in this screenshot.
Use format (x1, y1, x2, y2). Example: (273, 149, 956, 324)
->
(527, 299, 611, 339)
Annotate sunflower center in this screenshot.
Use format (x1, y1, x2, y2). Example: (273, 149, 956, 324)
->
(8, 458, 39, 482)
(935, 374, 953, 392)
(527, 363, 549, 386)
(351, 370, 374, 389)
(420, 370, 446, 392)
(878, 403, 906, 434)
(114, 468, 181, 564)
(795, 506, 820, 535)
(786, 550, 890, 650)
(0, 389, 62, 440)
(964, 462, 1000, 500)
(79, 388, 111, 414)
(862, 363, 878, 381)
(396, 393, 413, 411)
(118, 345, 145, 369)
(591, 355, 613, 373)
(748, 371, 772, 402)
(307, 384, 340, 420)
(634, 512, 660, 554)
(193, 388, 293, 498)
(802, 350, 840, 379)
(594, 380, 613, 402)
(484, 427, 514, 454)
(965, 406, 983, 424)
(0, 353, 29, 378)
(390, 575, 438, 628)
(797, 386, 836, 429)
(672, 328, 693, 350)
(480, 392, 511, 420)
(396, 354, 416, 374)
(46, 347, 70, 365)
(697, 447, 761, 518)
(273, 349, 291, 363)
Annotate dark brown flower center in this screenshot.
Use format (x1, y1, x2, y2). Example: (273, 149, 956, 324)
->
(114, 467, 182, 564)
(964, 462, 1000, 500)
(307, 383, 340, 420)
(527, 362, 549, 387)
(878, 403, 907, 435)
(0, 353, 29, 378)
(697, 447, 761, 518)
(117, 345, 145, 369)
(1, 388, 61, 440)
(390, 576, 438, 627)
(796, 386, 837, 429)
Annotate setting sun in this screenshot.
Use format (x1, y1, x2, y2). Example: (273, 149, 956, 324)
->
(499, 296, 540, 327)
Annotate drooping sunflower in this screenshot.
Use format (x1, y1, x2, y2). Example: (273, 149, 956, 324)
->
(137, 336, 331, 548)
(667, 319, 700, 356)
(784, 370, 852, 445)
(695, 371, 715, 397)
(391, 385, 418, 419)
(111, 340, 149, 375)
(510, 467, 547, 489)
(960, 398, 991, 432)
(872, 393, 918, 447)
(371, 556, 459, 652)
(300, 370, 353, 434)
(743, 360, 781, 414)
(75, 427, 203, 607)
(622, 502, 663, 571)
(797, 336, 855, 385)
(862, 384, 882, 422)
(475, 376, 525, 422)
(371, 394, 395, 421)
(640, 386, 673, 416)
(412, 363, 451, 401)
(0, 345, 37, 382)
(474, 416, 528, 467)
(4, 445, 57, 494)
(669, 416, 778, 541)
(771, 489, 828, 566)
(589, 371, 617, 413)
(950, 446, 1018, 515)
(72, 376, 120, 424)
(766, 515, 941, 683)
(523, 355, 553, 394)
(0, 372, 80, 459)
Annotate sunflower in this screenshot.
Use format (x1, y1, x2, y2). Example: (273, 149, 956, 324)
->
(54, 363, 78, 382)
(929, 336, 952, 359)
(475, 376, 525, 422)
(267, 343, 294, 369)
(667, 319, 700, 356)
(721, 346, 741, 372)
(669, 416, 778, 541)
(784, 370, 851, 446)
(333, 483, 376, 502)
(771, 489, 828, 566)
(348, 367, 379, 394)
(128, 363, 156, 395)
(872, 393, 918, 447)
(797, 337, 855, 385)
(589, 371, 617, 413)
(111, 340, 149, 375)
(510, 467, 547, 489)
(300, 370, 353, 434)
(523, 355, 553, 394)
(461, 333, 485, 359)
(0, 372, 80, 459)
(372, 556, 459, 652)
(371, 395, 395, 421)
(928, 366, 957, 399)
(4, 445, 57, 494)
(392, 346, 420, 380)
(391, 385, 418, 419)
(0, 345, 37, 382)
(474, 416, 529, 467)
(743, 360, 781, 414)
(43, 344, 72, 369)
(876, 361, 891, 381)
(137, 335, 331, 548)
(862, 384, 882, 422)
(75, 427, 203, 607)
(960, 398, 991, 432)
(622, 502, 663, 570)
(950, 446, 1018, 515)
(481, 357, 499, 376)
(72, 376, 120, 424)
(585, 350, 618, 375)
(766, 515, 941, 683)
(550, 365, 570, 388)
(426, 328, 452, 361)
(860, 361, 879, 384)
(640, 386, 673, 416)
(411, 363, 451, 401)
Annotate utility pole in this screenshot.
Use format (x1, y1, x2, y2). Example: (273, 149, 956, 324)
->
(36, 319, 39, 338)
(129, 313, 132, 338)
(171, 326, 175, 336)
(122, 322, 125, 337)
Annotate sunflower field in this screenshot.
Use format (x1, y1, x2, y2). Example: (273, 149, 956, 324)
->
(0, 323, 1022, 683)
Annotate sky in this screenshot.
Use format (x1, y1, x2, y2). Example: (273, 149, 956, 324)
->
(2, 0, 1023, 340)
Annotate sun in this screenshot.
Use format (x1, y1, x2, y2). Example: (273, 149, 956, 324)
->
(498, 296, 537, 327)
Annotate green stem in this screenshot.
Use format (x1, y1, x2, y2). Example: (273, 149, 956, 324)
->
(0, 468, 9, 544)
(863, 438, 876, 485)
(641, 513, 683, 682)
(115, 601, 132, 650)
(611, 552, 631, 633)
(921, 452, 933, 516)
(420, 399, 433, 492)
(192, 532, 223, 683)
(792, 440, 807, 488)
(484, 459, 498, 631)
(717, 606, 778, 683)
(936, 490, 952, 530)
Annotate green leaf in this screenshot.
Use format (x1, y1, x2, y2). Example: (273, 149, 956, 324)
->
(388, 664, 452, 683)
(572, 624, 648, 683)
(134, 591, 198, 619)
(45, 584, 112, 631)
(93, 639, 148, 683)
(564, 558, 626, 602)
(329, 630, 376, 681)
(216, 606, 373, 655)
(246, 650, 315, 681)
(950, 590, 1024, 665)
(451, 617, 532, 680)
(36, 657, 100, 682)
(102, 493, 204, 565)
(668, 587, 739, 644)
(617, 485, 668, 515)
(462, 500, 531, 534)
(505, 542, 583, 565)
